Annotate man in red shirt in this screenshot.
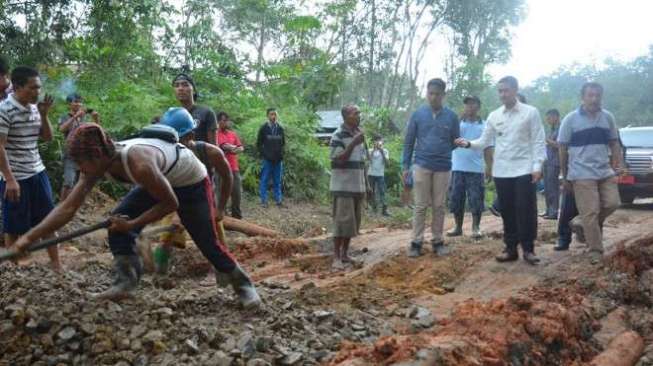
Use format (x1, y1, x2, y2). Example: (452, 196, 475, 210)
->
(216, 112, 244, 219)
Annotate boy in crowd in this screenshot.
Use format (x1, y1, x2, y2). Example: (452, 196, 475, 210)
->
(58, 93, 100, 200)
(368, 135, 390, 216)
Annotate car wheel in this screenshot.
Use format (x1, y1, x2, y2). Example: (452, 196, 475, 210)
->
(620, 194, 635, 204)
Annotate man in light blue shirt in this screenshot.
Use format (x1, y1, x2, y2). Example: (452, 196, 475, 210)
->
(447, 96, 492, 239)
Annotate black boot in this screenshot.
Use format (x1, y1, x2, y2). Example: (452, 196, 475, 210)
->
(471, 214, 482, 239)
(93, 255, 142, 300)
(382, 205, 390, 217)
(216, 265, 261, 309)
(446, 212, 464, 237)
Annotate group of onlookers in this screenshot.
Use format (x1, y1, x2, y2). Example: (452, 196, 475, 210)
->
(327, 74, 626, 269)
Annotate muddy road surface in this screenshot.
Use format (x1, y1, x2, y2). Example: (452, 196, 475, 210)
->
(2, 196, 653, 365)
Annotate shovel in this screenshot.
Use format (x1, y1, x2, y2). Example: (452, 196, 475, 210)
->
(0, 219, 111, 263)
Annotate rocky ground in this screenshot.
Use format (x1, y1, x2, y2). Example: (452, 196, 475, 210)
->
(2, 193, 653, 365)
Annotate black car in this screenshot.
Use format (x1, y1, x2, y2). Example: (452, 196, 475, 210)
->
(619, 127, 653, 204)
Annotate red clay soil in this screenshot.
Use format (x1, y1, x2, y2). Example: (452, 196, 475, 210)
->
(328, 287, 598, 366)
(606, 234, 653, 276)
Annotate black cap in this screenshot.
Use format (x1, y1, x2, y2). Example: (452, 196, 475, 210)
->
(463, 96, 481, 105)
(66, 93, 83, 103)
(172, 73, 198, 100)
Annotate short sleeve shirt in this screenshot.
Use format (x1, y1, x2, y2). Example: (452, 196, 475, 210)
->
(368, 148, 388, 177)
(0, 95, 46, 180)
(452, 120, 486, 173)
(217, 129, 243, 172)
(329, 124, 366, 196)
(558, 107, 618, 180)
(189, 105, 217, 143)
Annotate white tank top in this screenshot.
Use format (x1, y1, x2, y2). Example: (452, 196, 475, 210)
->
(113, 138, 207, 188)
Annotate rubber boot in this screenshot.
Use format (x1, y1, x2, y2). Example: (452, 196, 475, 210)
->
(382, 205, 390, 217)
(446, 212, 463, 237)
(215, 265, 261, 309)
(94, 255, 142, 300)
(153, 245, 173, 275)
(408, 241, 422, 257)
(471, 214, 483, 239)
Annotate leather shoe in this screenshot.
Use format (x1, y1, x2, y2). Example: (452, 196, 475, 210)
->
(495, 251, 518, 262)
(523, 252, 540, 265)
(554, 243, 569, 251)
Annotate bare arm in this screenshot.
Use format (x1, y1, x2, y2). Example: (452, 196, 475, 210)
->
(559, 145, 569, 179)
(0, 135, 20, 202)
(17, 173, 97, 246)
(206, 144, 233, 217)
(609, 140, 625, 172)
(37, 95, 53, 142)
(123, 147, 179, 229)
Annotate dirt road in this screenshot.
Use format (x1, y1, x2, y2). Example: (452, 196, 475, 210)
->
(2, 196, 653, 365)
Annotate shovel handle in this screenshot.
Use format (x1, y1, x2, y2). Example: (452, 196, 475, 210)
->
(0, 219, 111, 263)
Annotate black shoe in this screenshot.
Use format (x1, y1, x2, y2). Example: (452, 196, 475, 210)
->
(542, 215, 558, 220)
(408, 241, 423, 258)
(261, 202, 268, 208)
(488, 205, 500, 217)
(276, 202, 286, 208)
(495, 251, 518, 262)
(554, 243, 569, 251)
(431, 241, 450, 256)
(523, 252, 540, 265)
(539, 212, 548, 217)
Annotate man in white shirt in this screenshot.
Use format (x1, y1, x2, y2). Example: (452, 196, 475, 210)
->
(455, 76, 546, 265)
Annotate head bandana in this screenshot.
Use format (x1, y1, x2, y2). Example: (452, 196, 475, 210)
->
(67, 123, 115, 162)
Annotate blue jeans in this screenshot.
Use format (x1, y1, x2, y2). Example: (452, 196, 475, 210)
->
(109, 178, 237, 273)
(449, 171, 485, 216)
(259, 160, 283, 204)
(368, 175, 386, 209)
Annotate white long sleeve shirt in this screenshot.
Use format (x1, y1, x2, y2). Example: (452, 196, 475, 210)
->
(469, 101, 546, 178)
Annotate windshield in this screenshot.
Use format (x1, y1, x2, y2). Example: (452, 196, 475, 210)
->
(620, 129, 653, 148)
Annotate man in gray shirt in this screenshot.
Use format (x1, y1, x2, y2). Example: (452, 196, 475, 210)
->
(558, 82, 625, 260)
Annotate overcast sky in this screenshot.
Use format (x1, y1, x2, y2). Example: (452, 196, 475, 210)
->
(426, 0, 653, 87)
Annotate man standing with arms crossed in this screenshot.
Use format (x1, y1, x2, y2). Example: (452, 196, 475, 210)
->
(456, 76, 546, 265)
(0, 66, 60, 271)
(403, 78, 460, 257)
(558, 82, 624, 261)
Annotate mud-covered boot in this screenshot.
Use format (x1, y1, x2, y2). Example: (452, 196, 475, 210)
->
(93, 255, 142, 300)
(446, 212, 464, 237)
(471, 214, 483, 240)
(216, 265, 261, 309)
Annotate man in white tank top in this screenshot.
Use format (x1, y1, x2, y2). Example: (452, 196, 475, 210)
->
(11, 123, 261, 309)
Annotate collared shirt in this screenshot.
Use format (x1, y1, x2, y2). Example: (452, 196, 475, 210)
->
(470, 101, 546, 178)
(217, 128, 243, 172)
(402, 105, 460, 172)
(558, 106, 618, 181)
(368, 147, 389, 177)
(329, 124, 366, 196)
(452, 119, 486, 173)
(546, 125, 560, 166)
(0, 94, 46, 180)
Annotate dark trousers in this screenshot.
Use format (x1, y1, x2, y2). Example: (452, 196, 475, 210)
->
(260, 160, 283, 204)
(557, 190, 578, 246)
(368, 175, 386, 209)
(544, 162, 560, 216)
(109, 178, 237, 273)
(494, 174, 538, 253)
(230, 171, 242, 219)
(449, 171, 485, 216)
